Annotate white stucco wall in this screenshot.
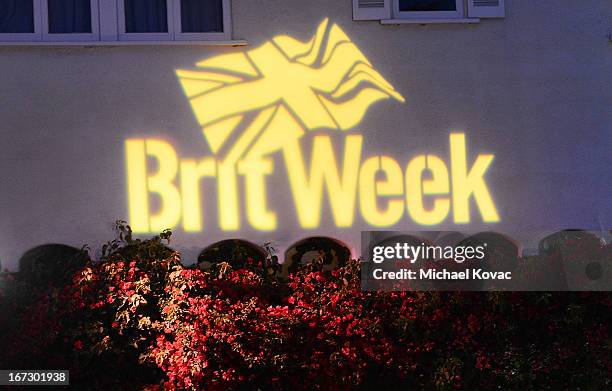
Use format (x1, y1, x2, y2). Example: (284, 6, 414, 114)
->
(1, 0, 610, 270)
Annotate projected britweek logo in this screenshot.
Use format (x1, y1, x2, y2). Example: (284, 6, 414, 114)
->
(125, 19, 500, 233)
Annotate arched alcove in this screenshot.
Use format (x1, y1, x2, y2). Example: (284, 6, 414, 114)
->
(18, 244, 90, 288)
(197, 239, 267, 270)
(283, 236, 351, 276)
(434, 231, 467, 247)
(538, 230, 607, 290)
(459, 231, 520, 272)
(539, 229, 602, 256)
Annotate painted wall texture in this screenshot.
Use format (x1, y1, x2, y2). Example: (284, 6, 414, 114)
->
(1, 0, 610, 270)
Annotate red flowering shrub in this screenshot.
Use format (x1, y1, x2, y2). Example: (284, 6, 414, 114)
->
(0, 230, 610, 390)
(147, 263, 285, 389)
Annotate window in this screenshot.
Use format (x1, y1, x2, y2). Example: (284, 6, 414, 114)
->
(0, 0, 98, 41)
(175, 0, 226, 38)
(42, 0, 99, 41)
(118, 0, 173, 40)
(394, 0, 463, 19)
(0, 1, 36, 34)
(118, 0, 230, 41)
(353, 0, 506, 21)
(0, 0, 232, 43)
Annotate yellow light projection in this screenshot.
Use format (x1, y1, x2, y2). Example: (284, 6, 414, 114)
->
(177, 18, 405, 155)
(126, 19, 500, 234)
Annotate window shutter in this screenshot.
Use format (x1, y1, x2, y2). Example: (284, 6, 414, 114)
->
(352, 0, 391, 21)
(467, 0, 506, 18)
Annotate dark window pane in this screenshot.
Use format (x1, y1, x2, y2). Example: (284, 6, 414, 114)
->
(0, 0, 34, 33)
(125, 0, 168, 33)
(399, 0, 456, 12)
(181, 0, 223, 33)
(48, 0, 92, 34)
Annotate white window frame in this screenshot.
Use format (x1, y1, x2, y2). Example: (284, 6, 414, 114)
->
(42, 0, 100, 42)
(0, 0, 42, 41)
(172, 0, 231, 41)
(118, 0, 231, 42)
(1, 0, 235, 44)
(393, 0, 464, 19)
(0, 0, 98, 42)
(118, 0, 174, 41)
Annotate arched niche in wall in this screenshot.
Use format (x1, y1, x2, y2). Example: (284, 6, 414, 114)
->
(283, 237, 351, 276)
(107, 242, 175, 263)
(459, 231, 520, 272)
(365, 233, 432, 259)
(197, 239, 267, 270)
(539, 229, 602, 256)
(362, 233, 430, 291)
(434, 231, 467, 247)
(18, 244, 90, 289)
(538, 230, 608, 290)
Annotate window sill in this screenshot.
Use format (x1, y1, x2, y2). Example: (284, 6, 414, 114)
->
(380, 18, 480, 25)
(0, 39, 247, 47)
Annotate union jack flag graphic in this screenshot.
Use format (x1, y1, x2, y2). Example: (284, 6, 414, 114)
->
(176, 18, 405, 161)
